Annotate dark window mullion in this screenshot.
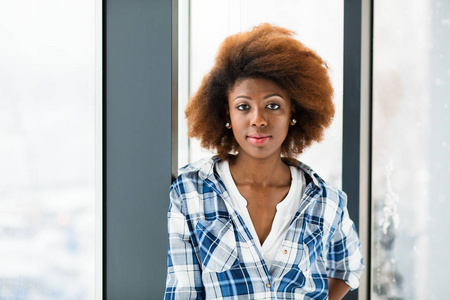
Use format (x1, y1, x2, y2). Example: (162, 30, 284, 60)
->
(343, 0, 373, 299)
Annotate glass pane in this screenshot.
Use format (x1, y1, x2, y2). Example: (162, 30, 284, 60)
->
(178, 0, 344, 187)
(372, 0, 450, 299)
(0, 1, 99, 299)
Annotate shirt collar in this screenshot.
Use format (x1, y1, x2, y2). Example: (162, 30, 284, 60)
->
(179, 155, 324, 192)
(178, 156, 219, 181)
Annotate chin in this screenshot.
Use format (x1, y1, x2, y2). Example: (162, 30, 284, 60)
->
(239, 149, 281, 161)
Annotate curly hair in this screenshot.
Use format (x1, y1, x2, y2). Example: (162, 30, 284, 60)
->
(185, 23, 335, 160)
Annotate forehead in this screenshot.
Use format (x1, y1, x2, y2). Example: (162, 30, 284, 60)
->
(228, 77, 288, 98)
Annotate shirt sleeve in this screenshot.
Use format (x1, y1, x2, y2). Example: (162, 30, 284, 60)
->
(164, 183, 204, 299)
(326, 191, 365, 290)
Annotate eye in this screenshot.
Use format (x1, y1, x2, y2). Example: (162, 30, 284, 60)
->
(266, 103, 280, 110)
(236, 104, 250, 111)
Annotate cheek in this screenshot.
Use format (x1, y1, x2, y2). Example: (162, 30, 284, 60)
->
(277, 119, 291, 139)
(230, 114, 246, 129)
(275, 115, 290, 128)
(231, 127, 244, 142)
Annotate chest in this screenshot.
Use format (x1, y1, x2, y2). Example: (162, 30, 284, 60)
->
(237, 185, 290, 244)
(194, 190, 329, 299)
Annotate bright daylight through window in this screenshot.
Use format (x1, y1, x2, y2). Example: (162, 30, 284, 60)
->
(0, 1, 101, 299)
(371, 0, 450, 299)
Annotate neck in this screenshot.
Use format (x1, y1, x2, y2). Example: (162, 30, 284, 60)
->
(229, 152, 291, 187)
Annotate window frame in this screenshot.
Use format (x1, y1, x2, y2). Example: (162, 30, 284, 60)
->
(103, 0, 173, 298)
(342, 0, 373, 299)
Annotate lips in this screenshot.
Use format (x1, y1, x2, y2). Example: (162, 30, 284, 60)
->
(247, 134, 271, 146)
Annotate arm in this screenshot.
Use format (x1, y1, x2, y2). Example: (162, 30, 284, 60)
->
(164, 184, 204, 299)
(328, 278, 350, 300)
(326, 191, 365, 292)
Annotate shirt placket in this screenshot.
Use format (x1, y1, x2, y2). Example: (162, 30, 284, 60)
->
(208, 178, 276, 298)
(269, 185, 318, 288)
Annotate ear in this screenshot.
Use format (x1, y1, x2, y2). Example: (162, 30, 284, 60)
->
(224, 109, 232, 129)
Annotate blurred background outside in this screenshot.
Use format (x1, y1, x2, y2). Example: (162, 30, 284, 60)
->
(0, 0, 99, 299)
(371, 0, 450, 299)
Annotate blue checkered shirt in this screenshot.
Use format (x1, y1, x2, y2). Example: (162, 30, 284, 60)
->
(165, 157, 364, 299)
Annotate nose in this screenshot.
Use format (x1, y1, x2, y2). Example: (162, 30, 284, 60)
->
(251, 108, 267, 127)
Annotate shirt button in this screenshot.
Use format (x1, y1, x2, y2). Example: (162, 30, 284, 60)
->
(283, 249, 288, 254)
(266, 283, 271, 288)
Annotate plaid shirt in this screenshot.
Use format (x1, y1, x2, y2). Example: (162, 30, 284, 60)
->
(165, 157, 364, 299)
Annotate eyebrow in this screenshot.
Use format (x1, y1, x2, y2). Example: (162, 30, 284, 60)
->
(233, 94, 285, 101)
(233, 95, 252, 101)
(264, 93, 284, 99)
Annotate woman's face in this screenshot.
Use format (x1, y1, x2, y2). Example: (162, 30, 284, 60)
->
(227, 77, 292, 161)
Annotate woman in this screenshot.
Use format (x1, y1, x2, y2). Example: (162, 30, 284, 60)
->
(165, 24, 364, 300)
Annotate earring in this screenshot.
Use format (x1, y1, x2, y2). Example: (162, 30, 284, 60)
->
(290, 119, 297, 125)
(225, 122, 231, 129)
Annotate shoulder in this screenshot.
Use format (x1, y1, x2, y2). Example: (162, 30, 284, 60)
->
(169, 156, 225, 212)
(288, 159, 345, 199)
(171, 156, 220, 191)
(288, 159, 348, 219)
(178, 156, 218, 177)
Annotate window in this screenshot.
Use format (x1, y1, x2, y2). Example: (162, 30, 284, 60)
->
(371, 0, 450, 298)
(0, 1, 102, 298)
